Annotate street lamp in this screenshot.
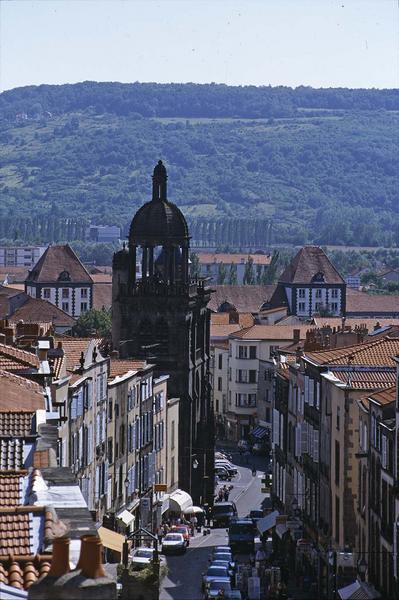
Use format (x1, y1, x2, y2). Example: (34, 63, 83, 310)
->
(193, 458, 199, 470)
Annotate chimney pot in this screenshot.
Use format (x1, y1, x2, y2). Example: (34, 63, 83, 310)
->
(293, 329, 300, 344)
(111, 350, 119, 359)
(76, 535, 106, 579)
(47, 536, 71, 578)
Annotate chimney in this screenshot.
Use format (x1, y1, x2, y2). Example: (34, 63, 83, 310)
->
(295, 345, 303, 362)
(293, 329, 300, 344)
(110, 350, 119, 359)
(47, 537, 71, 578)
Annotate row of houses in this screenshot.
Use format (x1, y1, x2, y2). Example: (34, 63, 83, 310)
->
(271, 331, 399, 598)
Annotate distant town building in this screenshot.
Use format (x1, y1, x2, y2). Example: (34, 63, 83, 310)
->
(197, 252, 271, 284)
(88, 225, 121, 243)
(0, 245, 46, 268)
(25, 244, 93, 318)
(269, 246, 346, 317)
(345, 272, 362, 289)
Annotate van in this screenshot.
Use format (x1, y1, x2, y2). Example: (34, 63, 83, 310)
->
(228, 518, 255, 553)
(211, 501, 238, 527)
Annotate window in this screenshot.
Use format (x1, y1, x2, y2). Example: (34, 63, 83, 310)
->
(331, 302, 338, 312)
(335, 496, 340, 543)
(298, 302, 306, 312)
(238, 346, 248, 359)
(237, 369, 248, 383)
(315, 302, 321, 310)
(265, 407, 271, 423)
(336, 406, 340, 431)
(249, 346, 257, 359)
(298, 289, 305, 298)
(218, 354, 223, 369)
(62, 288, 69, 299)
(81, 288, 88, 298)
(80, 302, 87, 312)
(249, 370, 257, 383)
(62, 302, 69, 312)
(331, 289, 339, 298)
(247, 393, 256, 406)
(171, 420, 175, 450)
(218, 377, 222, 391)
(43, 288, 51, 299)
(107, 438, 113, 464)
(171, 456, 175, 486)
(335, 440, 340, 485)
(315, 289, 322, 298)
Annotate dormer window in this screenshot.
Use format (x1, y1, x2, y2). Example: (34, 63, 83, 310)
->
(311, 271, 325, 283)
(58, 270, 71, 282)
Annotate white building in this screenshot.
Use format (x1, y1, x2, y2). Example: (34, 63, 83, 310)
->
(198, 253, 271, 284)
(0, 245, 46, 268)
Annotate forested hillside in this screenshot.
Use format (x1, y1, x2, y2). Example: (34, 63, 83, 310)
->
(0, 82, 398, 247)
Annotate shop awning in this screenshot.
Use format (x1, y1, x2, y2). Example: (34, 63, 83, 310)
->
(257, 510, 279, 535)
(276, 523, 288, 539)
(98, 526, 125, 554)
(250, 426, 269, 439)
(116, 509, 135, 526)
(338, 580, 381, 600)
(168, 489, 193, 513)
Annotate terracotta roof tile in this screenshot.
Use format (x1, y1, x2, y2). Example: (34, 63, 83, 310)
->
(198, 253, 272, 266)
(0, 555, 51, 590)
(9, 296, 76, 328)
(279, 246, 345, 285)
(367, 386, 396, 406)
(346, 289, 399, 315)
(0, 472, 25, 507)
(26, 245, 93, 284)
(0, 512, 31, 556)
(230, 324, 312, 340)
(305, 336, 399, 367)
(329, 370, 396, 390)
(91, 272, 112, 283)
(56, 337, 103, 372)
(0, 343, 39, 372)
(0, 371, 45, 412)
(0, 439, 25, 470)
(208, 285, 276, 313)
(0, 412, 35, 437)
(211, 324, 243, 339)
(92, 282, 112, 310)
(109, 358, 147, 379)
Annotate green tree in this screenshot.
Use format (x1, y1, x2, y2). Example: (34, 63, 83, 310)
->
(263, 251, 280, 284)
(243, 256, 255, 285)
(256, 264, 263, 285)
(73, 308, 112, 337)
(228, 263, 237, 285)
(217, 261, 227, 284)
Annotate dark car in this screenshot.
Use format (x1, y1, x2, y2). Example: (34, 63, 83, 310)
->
(211, 501, 238, 527)
(228, 518, 255, 553)
(248, 509, 264, 525)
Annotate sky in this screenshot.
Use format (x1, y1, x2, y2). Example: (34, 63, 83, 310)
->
(0, 0, 398, 92)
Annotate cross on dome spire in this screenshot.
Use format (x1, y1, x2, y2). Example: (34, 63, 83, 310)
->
(152, 160, 167, 202)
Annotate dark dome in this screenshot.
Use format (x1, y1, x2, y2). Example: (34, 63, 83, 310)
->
(129, 161, 189, 244)
(129, 199, 189, 244)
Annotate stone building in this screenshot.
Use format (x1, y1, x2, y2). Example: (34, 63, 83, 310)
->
(112, 161, 214, 504)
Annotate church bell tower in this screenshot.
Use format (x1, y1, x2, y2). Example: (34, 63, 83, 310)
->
(112, 161, 214, 504)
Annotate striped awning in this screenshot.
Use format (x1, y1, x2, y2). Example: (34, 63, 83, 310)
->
(251, 426, 269, 439)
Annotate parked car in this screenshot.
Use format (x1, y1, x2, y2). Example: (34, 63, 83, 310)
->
(210, 560, 234, 577)
(215, 460, 238, 476)
(206, 579, 233, 599)
(130, 547, 165, 568)
(248, 509, 264, 524)
(170, 525, 191, 546)
(215, 451, 232, 461)
(211, 501, 237, 527)
(215, 465, 232, 481)
(161, 533, 186, 555)
(202, 566, 230, 591)
(212, 546, 232, 554)
(210, 552, 235, 570)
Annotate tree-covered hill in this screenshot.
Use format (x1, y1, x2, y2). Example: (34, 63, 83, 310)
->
(0, 82, 398, 247)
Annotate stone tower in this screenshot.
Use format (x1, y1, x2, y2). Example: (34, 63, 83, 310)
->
(112, 161, 214, 504)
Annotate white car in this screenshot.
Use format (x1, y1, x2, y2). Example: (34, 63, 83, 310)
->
(130, 547, 165, 568)
(161, 533, 187, 555)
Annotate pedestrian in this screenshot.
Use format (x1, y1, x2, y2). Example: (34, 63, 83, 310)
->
(223, 488, 229, 501)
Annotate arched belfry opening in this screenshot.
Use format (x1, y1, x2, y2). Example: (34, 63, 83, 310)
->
(128, 160, 189, 287)
(112, 160, 214, 505)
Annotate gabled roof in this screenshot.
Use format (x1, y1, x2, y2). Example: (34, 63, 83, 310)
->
(109, 358, 147, 379)
(305, 336, 399, 367)
(367, 386, 396, 406)
(0, 371, 45, 412)
(8, 296, 75, 328)
(0, 344, 39, 373)
(208, 285, 276, 313)
(279, 246, 345, 285)
(346, 289, 399, 315)
(328, 370, 396, 390)
(26, 245, 93, 284)
(57, 337, 103, 372)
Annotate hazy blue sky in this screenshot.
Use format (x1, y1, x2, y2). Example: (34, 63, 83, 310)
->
(0, 0, 398, 92)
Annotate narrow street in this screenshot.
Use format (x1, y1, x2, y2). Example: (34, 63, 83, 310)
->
(160, 452, 267, 600)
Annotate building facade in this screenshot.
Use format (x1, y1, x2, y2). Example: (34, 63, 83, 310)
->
(0, 245, 46, 268)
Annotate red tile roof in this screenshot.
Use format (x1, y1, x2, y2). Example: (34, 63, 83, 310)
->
(0, 412, 34, 437)
(0, 344, 39, 372)
(0, 555, 51, 589)
(208, 285, 276, 313)
(0, 439, 25, 471)
(26, 245, 93, 284)
(57, 337, 103, 372)
(329, 370, 396, 390)
(230, 324, 312, 340)
(305, 336, 399, 367)
(0, 371, 45, 412)
(109, 358, 147, 378)
(198, 253, 272, 266)
(346, 289, 399, 314)
(0, 472, 25, 507)
(279, 246, 345, 285)
(367, 386, 396, 406)
(211, 324, 243, 339)
(92, 282, 112, 310)
(9, 296, 76, 328)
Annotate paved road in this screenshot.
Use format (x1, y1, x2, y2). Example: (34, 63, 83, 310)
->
(160, 452, 268, 600)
